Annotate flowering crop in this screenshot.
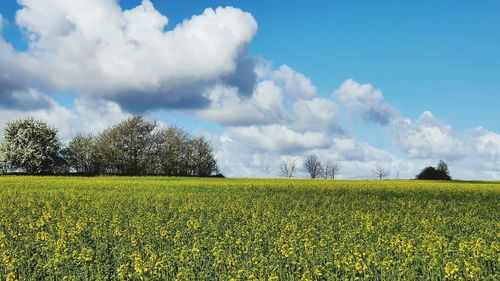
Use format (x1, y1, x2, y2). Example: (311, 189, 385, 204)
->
(0, 177, 498, 280)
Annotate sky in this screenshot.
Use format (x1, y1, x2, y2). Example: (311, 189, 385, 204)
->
(1, 0, 500, 179)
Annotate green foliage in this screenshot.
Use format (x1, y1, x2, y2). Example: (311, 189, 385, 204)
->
(156, 127, 218, 177)
(96, 116, 160, 175)
(63, 117, 219, 177)
(66, 134, 98, 175)
(0, 118, 65, 174)
(417, 160, 452, 180)
(0, 177, 498, 280)
(437, 160, 450, 175)
(188, 136, 219, 177)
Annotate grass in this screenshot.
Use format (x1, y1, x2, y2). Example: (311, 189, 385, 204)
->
(0, 176, 499, 280)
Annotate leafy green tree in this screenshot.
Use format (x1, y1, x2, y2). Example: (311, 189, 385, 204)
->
(189, 136, 219, 177)
(155, 128, 218, 177)
(96, 116, 161, 175)
(416, 160, 451, 180)
(157, 126, 190, 176)
(66, 134, 99, 175)
(0, 142, 7, 174)
(0, 118, 65, 174)
(437, 160, 449, 175)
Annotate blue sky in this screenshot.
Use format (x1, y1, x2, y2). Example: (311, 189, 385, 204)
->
(1, 0, 500, 178)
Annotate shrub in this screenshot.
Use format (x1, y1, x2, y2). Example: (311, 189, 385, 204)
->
(416, 166, 451, 180)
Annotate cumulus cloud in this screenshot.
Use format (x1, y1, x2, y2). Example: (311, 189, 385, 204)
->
(0, 88, 54, 110)
(3, 0, 258, 112)
(334, 79, 471, 161)
(272, 65, 317, 100)
(466, 127, 500, 162)
(198, 81, 287, 126)
(335, 79, 397, 125)
(223, 125, 332, 154)
(0, 38, 48, 109)
(197, 64, 385, 178)
(388, 111, 470, 160)
(199, 63, 340, 131)
(0, 14, 3, 31)
(291, 97, 339, 132)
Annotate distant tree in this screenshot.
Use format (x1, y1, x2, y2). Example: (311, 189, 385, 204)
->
(189, 136, 219, 177)
(96, 116, 161, 175)
(304, 154, 323, 179)
(437, 160, 449, 175)
(0, 143, 7, 174)
(0, 118, 65, 174)
(157, 126, 190, 176)
(66, 134, 98, 175)
(324, 161, 341, 179)
(262, 161, 273, 178)
(280, 159, 297, 178)
(154, 126, 219, 177)
(416, 161, 451, 180)
(373, 165, 390, 180)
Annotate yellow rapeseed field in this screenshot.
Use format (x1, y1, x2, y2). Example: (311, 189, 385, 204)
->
(0, 177, 499, 280)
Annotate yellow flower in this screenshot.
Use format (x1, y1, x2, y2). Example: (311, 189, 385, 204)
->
(159, 226, 168, 239)
(444, 261, 459, 279)
(5, 272, 17, 281)
(268, 275, 279, 281)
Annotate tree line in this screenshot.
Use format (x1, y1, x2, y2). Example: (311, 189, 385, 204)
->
(281, 154, 451, 180)
(277, 155, 341, 179)
(0, 117, 220, 177)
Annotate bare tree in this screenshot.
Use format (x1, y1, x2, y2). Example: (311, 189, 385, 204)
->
(304, 154, 323, 179)
(262, 161, 273, 178)
(279, 159, 297, 178)
(373, 165, 390, 180)
(324, 161, 341, 179)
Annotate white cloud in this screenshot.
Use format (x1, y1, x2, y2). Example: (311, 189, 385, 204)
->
(335, 79, 397, 125)
(199, 63, 340, 132)
(223, 125, 332, 154)
(0, 14, 3, 31)
(466, 127, 500, 162)
(1, 88, 53, 110)
(198, 81, 287, 126)
(272, 65, 316, 100)
(334, 80, 471, 161)
(335, 79, 384, 109)
(6, 0, 258, 112)
(291, 97, 339, 132)
(388, 111, 470, 160)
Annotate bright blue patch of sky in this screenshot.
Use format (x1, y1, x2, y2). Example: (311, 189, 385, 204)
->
(0, 1, 28, 50)
(52, 91, 78, 110)
(150, 110, 224, 135)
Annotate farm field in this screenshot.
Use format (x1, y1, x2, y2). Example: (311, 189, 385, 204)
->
(0, 177, 499, 280)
